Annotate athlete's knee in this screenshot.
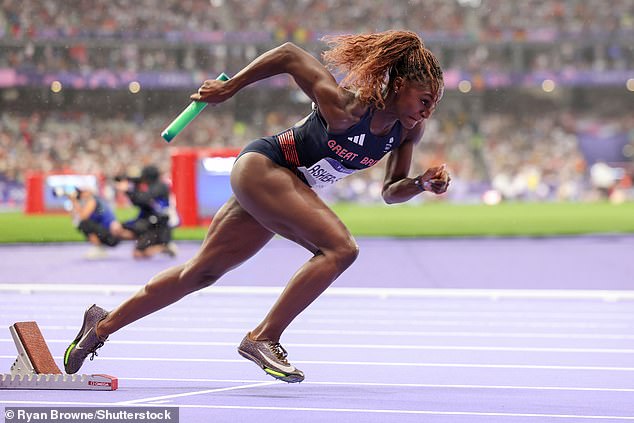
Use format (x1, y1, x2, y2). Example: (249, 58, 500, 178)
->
(178, 259, 224, 292)
(340, 237, 360, 267)
(324, 235, 359, 271)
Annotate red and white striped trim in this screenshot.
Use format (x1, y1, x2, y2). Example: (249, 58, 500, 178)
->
(277, 129, 300, 167)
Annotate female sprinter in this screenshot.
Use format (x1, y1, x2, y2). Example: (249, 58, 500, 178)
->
(64, 30, 450, 383)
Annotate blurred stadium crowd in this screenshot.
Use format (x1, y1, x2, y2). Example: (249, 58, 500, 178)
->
(2, 0, 632, 73)
(1, 0, 633, 206)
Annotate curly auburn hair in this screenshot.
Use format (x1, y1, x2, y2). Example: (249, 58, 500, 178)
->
(321, 30, 443, 110)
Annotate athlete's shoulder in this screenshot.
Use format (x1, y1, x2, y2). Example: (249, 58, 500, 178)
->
(318, 89, 368, 132)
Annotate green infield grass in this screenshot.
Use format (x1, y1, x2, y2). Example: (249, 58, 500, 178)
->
(1, 201, 633, 243)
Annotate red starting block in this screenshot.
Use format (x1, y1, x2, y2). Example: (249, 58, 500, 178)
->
(0, 321, 117, 390)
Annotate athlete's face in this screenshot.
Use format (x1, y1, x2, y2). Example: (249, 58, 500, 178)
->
(394, 80, 441, 129)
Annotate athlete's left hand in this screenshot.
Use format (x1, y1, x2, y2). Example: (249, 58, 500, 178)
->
(419, 164, 451, 194)
(190, 79, 232, 104)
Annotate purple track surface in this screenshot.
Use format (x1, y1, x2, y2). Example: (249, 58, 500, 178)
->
(2, 235, 634, 289)
(1, 236, 634, 422)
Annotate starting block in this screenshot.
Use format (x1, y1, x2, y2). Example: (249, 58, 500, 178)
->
(1, 321, 117, 390)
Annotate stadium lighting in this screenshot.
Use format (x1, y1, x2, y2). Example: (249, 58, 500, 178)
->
(128, 81, 141, 94)
(541, 79, 556, 93)
(457, 0, 481, 7)
(627, 78, 634, 92)
(482, 189, 502, 205)
(202, 157, 236, 174)
(50, 81, 62, 93)
(458, 80, 472, 93)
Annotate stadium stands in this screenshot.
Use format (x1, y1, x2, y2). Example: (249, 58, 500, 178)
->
(1, 0, 632, 206)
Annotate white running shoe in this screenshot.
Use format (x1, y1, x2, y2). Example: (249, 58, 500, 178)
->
(84, 246, 108, 260)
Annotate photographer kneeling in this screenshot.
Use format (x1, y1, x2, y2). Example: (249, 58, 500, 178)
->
(55, 186, 124, 259)
(115, 165, 177, 259)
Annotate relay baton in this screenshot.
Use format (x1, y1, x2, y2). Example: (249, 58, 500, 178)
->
(161, 72, 230, 142)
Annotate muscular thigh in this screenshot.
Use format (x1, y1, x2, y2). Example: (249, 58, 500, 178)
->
(230, 152, 353, 254)
(189, 196, 275, 275)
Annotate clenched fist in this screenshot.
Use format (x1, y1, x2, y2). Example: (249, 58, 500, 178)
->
(418, 164, 451, 194)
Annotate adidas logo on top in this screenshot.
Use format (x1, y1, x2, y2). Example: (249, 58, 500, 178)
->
(348, 133, 366, 146)
(384, 137, 395, 152)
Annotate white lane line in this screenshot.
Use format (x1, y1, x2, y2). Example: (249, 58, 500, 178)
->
(5, 310, 634, 320)
(120, 376, 634, 392)
(1, 400, 632, 420)
(8, 339, 634, 354)
(3, 355, 632, 371)
(33, 326, 634, 340)
(302, 311, 634, 320)
(24, 319, 632, 330)
(116, 381, 278, 405)
(4, 303, 634, 317)
(5, 313, 634, 327)
(2, 283, 634, 300)
(300, 320, 629, 329)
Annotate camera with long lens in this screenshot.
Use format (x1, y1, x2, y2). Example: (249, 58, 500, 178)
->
(114, 175, 141, 184)
(51, 186, 81, 198)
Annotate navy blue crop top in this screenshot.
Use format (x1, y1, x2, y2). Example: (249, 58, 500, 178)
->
(274, 107, 403, 188)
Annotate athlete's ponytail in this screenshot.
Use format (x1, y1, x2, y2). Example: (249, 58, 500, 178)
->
(321, 30, 443, 110)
